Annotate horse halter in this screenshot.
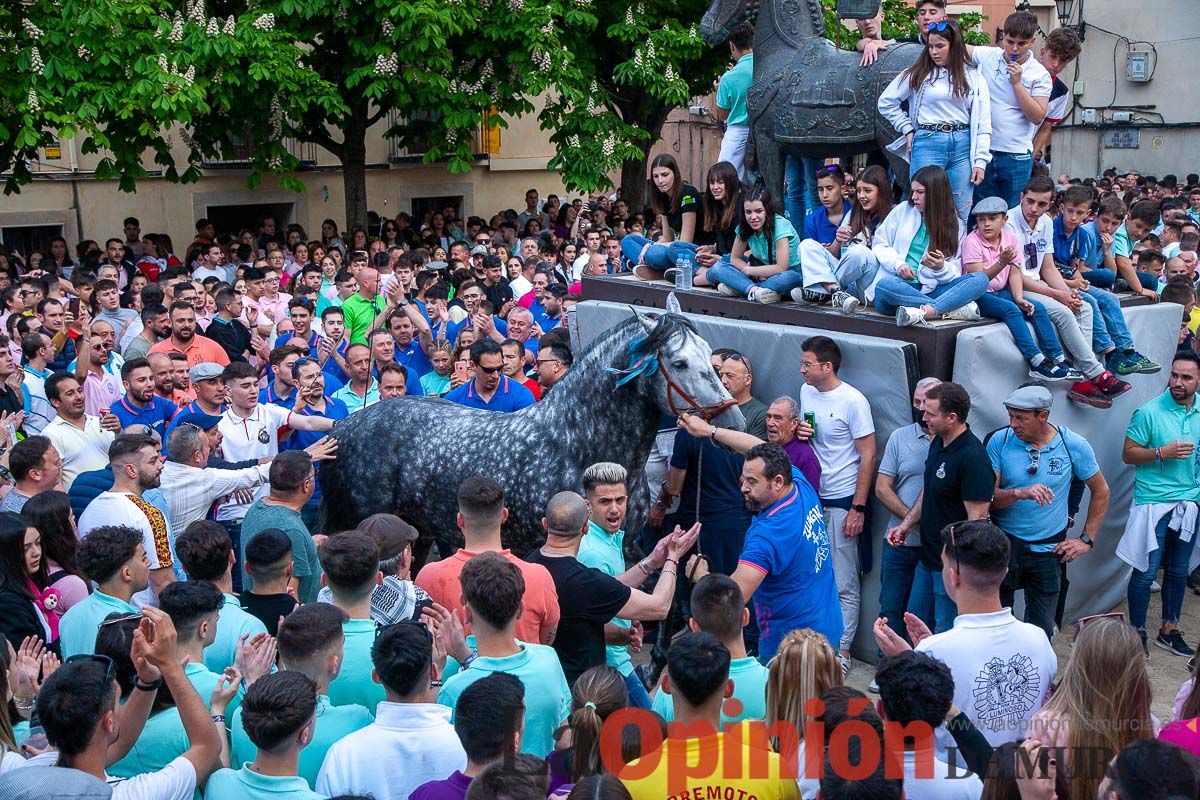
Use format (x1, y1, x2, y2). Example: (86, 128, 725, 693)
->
(657, 359, 737, 422)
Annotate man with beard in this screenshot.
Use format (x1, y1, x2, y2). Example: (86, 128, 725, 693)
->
(109, 357, 179, 437)
(150, 301, 230, 367)
(123, 303, 170, 361)
(42, 372, 120, 489)
(147, 351, 180, 403)
(78, 433, 173, 607)
(535, 283, 566, 331)
(681, 435, 842, 661)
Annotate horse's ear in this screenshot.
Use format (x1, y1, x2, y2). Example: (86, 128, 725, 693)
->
(665, 292, 683, 316)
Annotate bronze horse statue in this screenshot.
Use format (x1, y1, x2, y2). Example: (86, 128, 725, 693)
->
(701, 0, 922, 196)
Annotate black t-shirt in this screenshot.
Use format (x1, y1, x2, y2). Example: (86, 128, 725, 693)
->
(664, 184, 701, 240)
(0, 385, 22, 421)
(670, 430, 750, 525)
(240, 591, 299, 637)
(482, 280, 514, 314)
(206, 316, 253, 363)
(918, 427, 995, 570)
(525, 549, 631, 685)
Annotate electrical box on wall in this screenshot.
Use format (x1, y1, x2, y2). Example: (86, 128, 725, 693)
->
(1127, 51, 1153, 82)
(1081, 108, 1097, 124)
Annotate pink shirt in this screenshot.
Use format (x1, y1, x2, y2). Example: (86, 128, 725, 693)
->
(84, 370, 121, 417)
(960, 228, 1022, 292)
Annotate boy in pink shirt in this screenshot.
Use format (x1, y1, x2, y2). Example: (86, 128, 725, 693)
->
(962, 196, 1073, 382)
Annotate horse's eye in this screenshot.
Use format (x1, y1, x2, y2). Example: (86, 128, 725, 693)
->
(671, 360, 688, 370)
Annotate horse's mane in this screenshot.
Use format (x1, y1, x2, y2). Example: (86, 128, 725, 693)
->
(625, 312, 697, 365)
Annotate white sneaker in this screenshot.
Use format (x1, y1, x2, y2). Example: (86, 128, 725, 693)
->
(868, 678, 879, 694)
(751, 287, 781, 304)
(717, 283, 739, 297)
(897, 306, 930, 327)
(942, 301, 981, 321)
(838, 654, 851, 677)
(832, 290, 862, 315)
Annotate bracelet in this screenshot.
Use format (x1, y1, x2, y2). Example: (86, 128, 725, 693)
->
(461, 651, 479, 669)
(662, 568, 677, 577)
(12, 695, 34, 713)
(664, 558, 679, 566)
(709, 427, 718, 440)
(637, 560, 652, 576)
(1155, 446, 1163, 463)
(135, 677, 163, 692)
(211, 714, 225, 725)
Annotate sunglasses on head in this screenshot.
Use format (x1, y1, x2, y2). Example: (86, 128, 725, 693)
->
(66, 653, 118, 689)
(929, 20, 952, 32)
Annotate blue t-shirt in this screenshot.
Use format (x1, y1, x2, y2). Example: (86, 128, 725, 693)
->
(327, 618, 385, 711)
(444, 376, 535, 412)
(748, 215, 801, 270)
(1053, 216, 1101, 273)
(739, 467, 843, 660)
(162, 399, 223, 455)
(322, 339, 350, 384)
(282, 397, 350, 503)
(438, 641, 571, 758)
(804, 200, 853, 245)
(650, 655, 768, 729)
(108, 395, 178, 438)
(206, 766, 326, 800)
(987, 426, 1098, 550)
(396, 339, 433, 377)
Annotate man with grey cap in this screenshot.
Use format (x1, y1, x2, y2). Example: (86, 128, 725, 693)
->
(161, 361, 226, 453)
(316, 513, 432, 624)
(986, 383, 1109, 640)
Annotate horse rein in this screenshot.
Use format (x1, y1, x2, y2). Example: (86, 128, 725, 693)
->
(657, 360, 737, 421)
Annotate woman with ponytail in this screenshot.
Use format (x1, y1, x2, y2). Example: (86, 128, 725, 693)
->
(547, 665, 629, 796)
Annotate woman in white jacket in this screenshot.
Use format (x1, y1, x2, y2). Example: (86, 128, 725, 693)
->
(878, 19, 991, 225)
(865, 165, 988, 327)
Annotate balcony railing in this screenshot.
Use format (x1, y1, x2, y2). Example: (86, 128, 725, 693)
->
(201, 136, 317, 169)
(386, 110, 485, 162)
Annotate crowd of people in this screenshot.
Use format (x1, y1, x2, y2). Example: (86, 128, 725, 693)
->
(0, 2, 1199, 798)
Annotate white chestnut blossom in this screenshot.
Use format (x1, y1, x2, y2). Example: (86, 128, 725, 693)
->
(27, 89, 39, 113)
(253, 13, 275, 31)
(223, 15, 236, 34)
(22, 19, 43, 39)
(29, 47, 43, 71)
(206, 17, 220, 36)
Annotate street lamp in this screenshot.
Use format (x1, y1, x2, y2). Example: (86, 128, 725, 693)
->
(1055, 0, 1074, 26)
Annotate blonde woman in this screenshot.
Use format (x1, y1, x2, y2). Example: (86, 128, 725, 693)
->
(1028, 617, 1156, 800)
(764, 628, 842, 799)
(547, 665, 629, 796)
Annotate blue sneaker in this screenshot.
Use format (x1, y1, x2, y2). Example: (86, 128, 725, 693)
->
(1127, 351, 1161, 374)
(1029, 360, 1072, 382)
(1107, 352, 1139, 376)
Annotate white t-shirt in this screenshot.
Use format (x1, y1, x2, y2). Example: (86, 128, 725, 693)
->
(107, 755, 197, 800)
(974, 47, 1052, 153)
(916, 609, 1057, 756)
(1004, 206, 1054, 280)
(903, 749, 983, 799)
(216, 403, 293, 521)
(78, 491, 174, 609)
(799, 381, 875, 499)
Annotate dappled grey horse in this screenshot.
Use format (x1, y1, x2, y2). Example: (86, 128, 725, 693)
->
(319, 308, 746, 561)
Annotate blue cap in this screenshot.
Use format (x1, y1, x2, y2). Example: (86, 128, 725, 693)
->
(175, 410, 223, 431)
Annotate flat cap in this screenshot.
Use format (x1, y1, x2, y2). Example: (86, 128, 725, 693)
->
(1004, 384, 1053, 411)
(971, 196, 1009, 216)
(188, 362, 225, 382)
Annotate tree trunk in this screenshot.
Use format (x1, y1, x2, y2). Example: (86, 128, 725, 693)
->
(619, 144, 651, 211)
(341, 108, 370, 230)
(614, 95, 672, 213)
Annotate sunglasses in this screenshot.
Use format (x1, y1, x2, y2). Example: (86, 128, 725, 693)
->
(66, 653, 118, 688)
(946, 522, 962, 573)
(476, 364, 503, 374)
(1076, 611, 1126, 632)
(1026, 447, 1041, 476)
(929, 20, 952, 32)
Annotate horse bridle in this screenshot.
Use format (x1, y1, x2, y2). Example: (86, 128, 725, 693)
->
(657, 360, 737, 422)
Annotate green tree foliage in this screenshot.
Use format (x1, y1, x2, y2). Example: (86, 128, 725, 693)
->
(822, 0, 989, 48)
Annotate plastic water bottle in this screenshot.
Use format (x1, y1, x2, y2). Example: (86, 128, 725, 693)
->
(674, 256, 693, 291)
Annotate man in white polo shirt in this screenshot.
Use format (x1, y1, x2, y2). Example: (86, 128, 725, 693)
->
(969, 10, 1052, 209)
(215, 361, 336, 570)
(41, 372, 121, 490)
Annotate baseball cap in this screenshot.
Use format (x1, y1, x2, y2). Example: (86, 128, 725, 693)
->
(1003, 385, 1053, 411)
(971, 196, 1009, 217)
(427, 260, 449, 271)
(188, 362, 225, 382)
(358, 513, 419, 561)
(175, 410, 223, 431)
(470, 244, 489, 256)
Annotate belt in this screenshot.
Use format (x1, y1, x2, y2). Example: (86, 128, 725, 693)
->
(918, 122, 969, 132)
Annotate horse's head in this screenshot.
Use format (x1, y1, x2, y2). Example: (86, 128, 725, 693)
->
(617, 310, 746, 431)
(700, 0, 753, 45)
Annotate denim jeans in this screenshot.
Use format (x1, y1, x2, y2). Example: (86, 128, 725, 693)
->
(1080, 268, 1159, 292)
(879, 544, 930, 644)
(911, 127, 973, 225)
(797, 240, 879, 298)
(914, 561, 958, 634)
(706, 261, 806, 296)
(620, 234, 675, 271)
(624, 670, 652, 709)
(975, 150, 1033, 210)
(873, 273, 988, 316)
(1081, 286, 1134, 351)
(1128, 509, 1198, 630)
(975, 289, 1062, 363)
(1027, 293, 1103, 378)
(785, 154, 822, 232)
(1000, 546, 1060, 641)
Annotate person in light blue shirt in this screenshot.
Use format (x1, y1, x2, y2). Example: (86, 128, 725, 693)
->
(232, 603, 373, 788)
(437, 552, 570, 758)
(59, 525, 148, 658)
(157, 580, 254, 716)
(650, 575, 768, 729)
(714, 23, 754, 180)
(320, 531, 388, 711)
(987, 384, 1107, 641)
(331, 343, 381, 413)
(208, 672, 325, 800)
(705, 184, 806, 305)
(174, 520, 269, 674)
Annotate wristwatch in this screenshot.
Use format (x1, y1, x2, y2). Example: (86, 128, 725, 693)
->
(1079, 533, 1094, 548)
(851, 503, 868, 513)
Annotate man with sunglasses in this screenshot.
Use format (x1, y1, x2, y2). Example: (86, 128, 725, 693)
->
(37, 608, 224, 799)
(444, 338, 534, 413)
(987, 385, 1108, 641)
